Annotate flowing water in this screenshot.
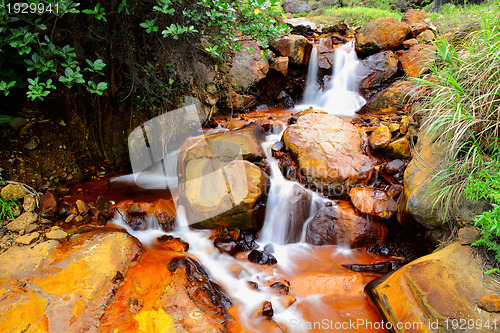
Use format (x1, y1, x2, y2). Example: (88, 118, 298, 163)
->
(107, 41, 391, 332)
(300, 40, 366, 116)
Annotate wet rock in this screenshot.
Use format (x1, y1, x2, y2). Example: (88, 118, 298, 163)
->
(156, 212, 176, 232)
(366, 243, 500, 332)
(349, 187, 398, 220)
(6, 212, 38, 232)
(369, 125, 391, 149)
(75, 199, 89, 215)
(401, 9, 427, 26)
(386, 184, 403, 199)
(359, 51, 398, 94)
(416, 29, 435, 43)
(281, 295, 297, 308)
(15, 231, 40, 245)
(399, 127, 445, 228)
(360, 80, 419, 115)
(263, 243, 275, 254)
(270, 282, 289, 295)
(178, 159, 267, 230)
(284, 17, 317, 33)
(402, 38, 418, 49)
(458, 227, 480, 245)
(178, 123, 265, 170)
(271, 34, 312, 65)
(1, 184, 26, 200)
(355, 17, 411, 57)
(230, 40, 269, 92)
(385, 137, 411, 159)
(382, 159, 405, 174)
(127, 215, 148, 231)
(225, 90, 257, 112)
(22, 194, 36, 212)
(343, 261, 402, 274)
(283, 113, 375, 192)
(260, 301, 274, 318)
(214, 237, 237, 256)
(399, 44, 436, 77)
(316, 39, 336, 71)
(248, 250, 277, 265)
(0, 231, 143, 332)
(388, 123, 400, 133)
(478, 295, 500, 313)
(305, 203, 388, 248)
(45, 226, 68, 240)
(157, 235, 189, 252)
(236, 232, 259, 252)
(270, 56, 289, 76)
(39, 192, 57, 217)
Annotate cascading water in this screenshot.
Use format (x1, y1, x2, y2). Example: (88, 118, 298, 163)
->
(108, 41, 390, 332)
(300, 40, 366, 116)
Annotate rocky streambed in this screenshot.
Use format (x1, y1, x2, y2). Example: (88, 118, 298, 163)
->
(1, 8, 500, 333)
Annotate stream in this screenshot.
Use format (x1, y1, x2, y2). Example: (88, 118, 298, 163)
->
(105, 41, 395, 332)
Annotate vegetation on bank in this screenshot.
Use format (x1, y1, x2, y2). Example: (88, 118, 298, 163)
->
(416, 4, 500, 270)
(296, 6, 401, 26)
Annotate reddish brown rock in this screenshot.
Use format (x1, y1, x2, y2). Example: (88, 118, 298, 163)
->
(385, 137, 411, 159)
(402, 38, 418, 49)
(401, 9, 427, 26)
(360, 80, 420, 115)
(283, 113, 375, 192)
(478, 295, 500, 312)
(359, 51, 398, 94)
(305, 202, 388, 248)
(399, 44, 436, 77)
(349, 187, 398, 220)
(230, 40, 269, 91)
(271, 34, 312, 65)
(270, 56, 289, 76)
(458, 227, 480, 245)
(369, 125, 391, 149)
(225, 90, 257, 112)
(355, 17, 411, 57)
(0, 184, 26, 200)
(39, 192, 57, 217)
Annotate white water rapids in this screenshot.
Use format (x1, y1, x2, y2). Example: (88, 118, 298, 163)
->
(109, 40, 373, 332)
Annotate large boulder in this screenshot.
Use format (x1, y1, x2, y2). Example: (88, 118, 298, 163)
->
(399, 127, 445, 228)
(282, 0, 311, 14)
(356, 17, 411, 57)
(366, 242, 500, 332)
(178, 123, 266, 178)
(0, 231, 144, 332)
(399, 44, 436, 77)
(178, 158, 267, 230)
(271, 34, 313, 66)
(401, 9, 427, 26)
(359, 80, 420, 115)
(305, 202, 388, 248)
(358, 51, 398, 97)
(230, 40, 269, 92)
(283, 113, 375, 193)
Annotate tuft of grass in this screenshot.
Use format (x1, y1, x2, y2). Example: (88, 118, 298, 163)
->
(302, 6, 402, 27)
(428, 2, 499, 33)
(415, 6, 500, 264)
(0, 195, 20, 221)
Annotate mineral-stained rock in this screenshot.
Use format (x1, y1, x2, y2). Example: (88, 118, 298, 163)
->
(178, 158, 267, 230)
(478, 295, 500, 313)
(458, 227, 480, 245)
(399, 44, 436, 77)
(356, 17, 411, 57)
(0, 184, 26, 200)
(360, 80, 420, 115)
(6, 211, 38, 232)
(349, 187, 398, 219)
(15, 231, 40, 245)
(358, 51, 398, 94)
(283, 113, 375, 193)
(385, 137, 411, 159)
(401, 9, 427, 26)
(305, 202, 388, 248)
(22, 194, 36, 212)
(366, 243, 500, 333)
(369, 125, 391, 149)
(45, 226, 68, 240)
(0, 230, 144, 333)
(270, 56, 289, 76)
(39, 192, 57, 217)
(416, 29, 435, 43)
(271, 34, 313, 65)
(230, 40, 269, 91)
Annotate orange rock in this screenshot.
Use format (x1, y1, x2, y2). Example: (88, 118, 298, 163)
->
(369, 125, 391, 149)
(349, 187, 398, 219)
(399, 44, 436, 77)
(478, 295, 500, 312)
(356, 17, 411, 57)
(402, 9, 427, 26)
(271, 34, 313, 65)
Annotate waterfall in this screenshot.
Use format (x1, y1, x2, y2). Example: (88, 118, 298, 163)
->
(300, 40, 366, 116)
